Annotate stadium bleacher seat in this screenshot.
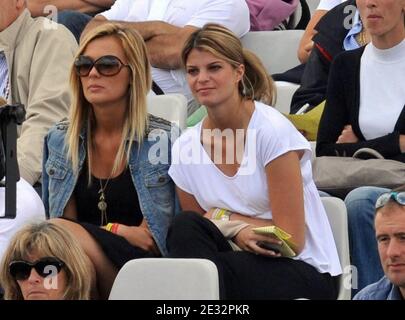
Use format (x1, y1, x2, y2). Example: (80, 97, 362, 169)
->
(241, 30, 304, 74)
(241, 30, 303, 113)
(147, 94, 188, 130)
(109, 258, 220, 300)
(321, 197, 352, 300)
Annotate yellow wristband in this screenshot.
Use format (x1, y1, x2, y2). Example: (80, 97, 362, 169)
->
(212, 208, 231, 221)
(105, 223, 114, 232)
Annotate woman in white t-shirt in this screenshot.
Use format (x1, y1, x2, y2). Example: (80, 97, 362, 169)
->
(167, 23, 341, 299)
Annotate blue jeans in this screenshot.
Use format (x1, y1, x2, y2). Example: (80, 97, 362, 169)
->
(345, 186, 387, 295)
(57, 10, 92, 43)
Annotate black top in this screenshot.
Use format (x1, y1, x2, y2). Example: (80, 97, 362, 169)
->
(316, 47, 405, 162)
(74, 163, 143, 226)
(290, 0, 356, 113)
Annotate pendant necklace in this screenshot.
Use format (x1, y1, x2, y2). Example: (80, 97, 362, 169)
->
(98, 176, 111, 226)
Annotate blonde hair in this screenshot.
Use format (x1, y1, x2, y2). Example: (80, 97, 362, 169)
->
(0, 222, 91, 300)
(181, 23, 275, 105)
(66, 23, 152, 180)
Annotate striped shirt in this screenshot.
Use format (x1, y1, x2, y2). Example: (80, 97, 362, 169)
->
(0, 51, 9, 99)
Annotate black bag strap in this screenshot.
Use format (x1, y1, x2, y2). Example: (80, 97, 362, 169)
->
(152, 81, 164, 95)
(295, 0, 311, 30)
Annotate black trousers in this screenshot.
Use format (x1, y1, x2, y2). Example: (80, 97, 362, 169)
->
(167, 212, 338, 300)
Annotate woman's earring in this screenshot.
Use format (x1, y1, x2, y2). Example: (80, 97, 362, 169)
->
(241, 79, 247, 96)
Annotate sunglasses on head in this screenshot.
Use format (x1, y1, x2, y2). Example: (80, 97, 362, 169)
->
(375, 191, 405, 210)
(9, 257, 65, 281)
(74, 55, 130, 77)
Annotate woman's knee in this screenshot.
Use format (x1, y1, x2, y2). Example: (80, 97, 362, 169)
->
(167, 212, 204, 243)
(172, 211, 204, 228)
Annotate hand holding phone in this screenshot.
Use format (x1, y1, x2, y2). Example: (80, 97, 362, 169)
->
(256, 241, 281, 254)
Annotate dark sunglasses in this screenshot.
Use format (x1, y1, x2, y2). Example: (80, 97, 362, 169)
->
(375, 191, 405, 210)
(74, 55, 130, 77)
(9, 257, 65, 281)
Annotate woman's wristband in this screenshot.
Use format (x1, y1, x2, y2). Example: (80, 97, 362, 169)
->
(212, 208, 232, 221)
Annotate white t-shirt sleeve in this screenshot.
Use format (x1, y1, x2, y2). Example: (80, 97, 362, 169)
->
(317, 0, 345, 11)
(257, 109, 311, 166)
(99, 0, 134, 20)
(186, 0, 250, 37)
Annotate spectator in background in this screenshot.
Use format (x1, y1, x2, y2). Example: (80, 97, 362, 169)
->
(27, 0, 116, 43)
(28, 0, 114, 16)
(317, 0, 405, 294)
(83, 0, 250, 115)
(316, 0, 405, 166)
(246, 0, 298, 31)
(167, 24, 341, 299)
(43, 24, 176, 299)
(297, 0, 347, 64)
(345, 186, 386, 296)
(354, 189, 405, 300)
(290, 0, 358, 113)
(0, 0, 77, 186)
(0, 221, 92, 300)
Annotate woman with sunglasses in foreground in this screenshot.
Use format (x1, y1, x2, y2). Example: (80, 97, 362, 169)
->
(167, 24, 341, 299)
(41, 24, 176, 299)
(0, 222, 91, 300)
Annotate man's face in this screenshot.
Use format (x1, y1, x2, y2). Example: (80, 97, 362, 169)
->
(0, 0, 22, 32)
(375, 204, 405, 291)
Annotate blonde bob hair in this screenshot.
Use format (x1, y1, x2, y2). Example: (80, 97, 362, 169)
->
(67, 23, 152, 179)
(0, 222, 91, 300)
(181, 23, 275, 106)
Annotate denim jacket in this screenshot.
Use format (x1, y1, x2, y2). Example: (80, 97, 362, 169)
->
(354, 276, 404, 300)
(42, 115, 178, 256)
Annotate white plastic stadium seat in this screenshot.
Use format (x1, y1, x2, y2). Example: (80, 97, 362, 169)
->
(241, 30, 304, 74)
(241, 30, 303, 113)
(109, 258, 220, 300)
(147, 94, 188, 130)
(274, 81, 299, 114)
(321, 197, 352, 300)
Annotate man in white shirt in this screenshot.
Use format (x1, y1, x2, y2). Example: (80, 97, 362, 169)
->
(83, 0, 250, 113)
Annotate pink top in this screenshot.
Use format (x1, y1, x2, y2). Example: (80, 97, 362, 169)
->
(246, 0, 299, 31)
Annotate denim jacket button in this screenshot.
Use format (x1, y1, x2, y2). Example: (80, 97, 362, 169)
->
(158, 177, 165, 183)
(49, 169, 55, 175)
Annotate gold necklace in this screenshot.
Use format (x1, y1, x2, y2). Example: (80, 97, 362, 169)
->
(356, 29, 370, 47)
(98, 177, 111, 226)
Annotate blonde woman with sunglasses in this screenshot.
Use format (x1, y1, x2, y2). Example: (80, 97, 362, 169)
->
(41, 23, 176, 299)
(0, 221, 91, 300)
